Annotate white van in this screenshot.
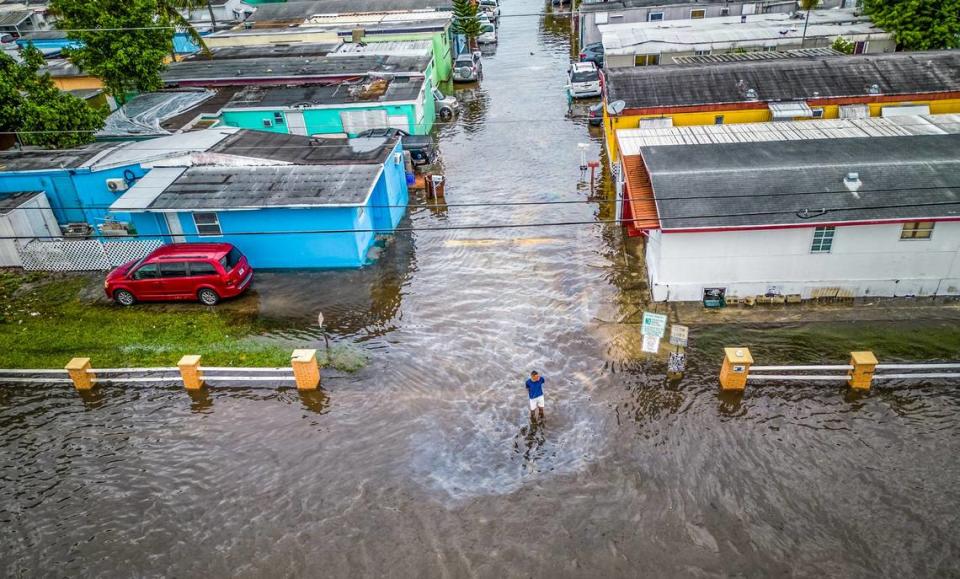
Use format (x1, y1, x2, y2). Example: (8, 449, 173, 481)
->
(478, 22, 497, 44)
(568, 62, 601, 98)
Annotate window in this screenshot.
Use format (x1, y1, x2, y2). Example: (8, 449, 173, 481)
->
(900, 221, 935, 240)
(273, 112, 284, 125)
(647, 11, 663, 21)
(694, 49, 711, 56)
(810, 226, 835, 253)
(714, 115, 724, 125)
(132, 263, 159, 280)
(812, 108, 825, 118)
(690, 8, 706, 18)
(159, 262, 189, 278)
(634, 54, 660, 66)
(193, 212, 222, 236)
(764, 45, 777, 52)
(189, 261, 218, 276)
(720, 7, 730, 16)
(262, 119, 273, 128)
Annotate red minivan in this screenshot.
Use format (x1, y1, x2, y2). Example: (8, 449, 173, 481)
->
(105, 243, 253, 306)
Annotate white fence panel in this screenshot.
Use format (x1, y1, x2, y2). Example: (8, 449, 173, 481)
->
(19, 239, 163, 271)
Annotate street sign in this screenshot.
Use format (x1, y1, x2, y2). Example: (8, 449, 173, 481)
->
(641, 312, 668, 338)
(669, 324, 689, 347)
(641, 334, 660, 354)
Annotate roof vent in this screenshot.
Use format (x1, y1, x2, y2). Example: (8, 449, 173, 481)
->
(844, 171, 862, 196)
(867, 84, 881, 95)
(745, 88, 759, 100)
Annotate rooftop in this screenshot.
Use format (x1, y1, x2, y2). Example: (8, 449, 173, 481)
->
(600, 9, 886, 55)
(579, 0, 791, 12)
(98, 90, 217, 138)
(670, 47, 842, 65)
(249, 0, 448, 25)
(618, 114, 960, 156)
(640, 134, 960, 230)
(162, 53, 430, 84)
(144, 164, 383, 210)
(209, 130, 399, 165)
(197, 42, 341, 60)
(331, 39, 432, 57)
(0, 142, 117, 172)
(0, 191, 41, 215)
(223, 75, 424, 109)
(0, 8, 32, 27)
(605, 51, 960, 110)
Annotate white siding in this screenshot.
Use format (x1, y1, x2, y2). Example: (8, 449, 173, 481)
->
(0, 194, 62, 267)
(648, 222, 960, 301)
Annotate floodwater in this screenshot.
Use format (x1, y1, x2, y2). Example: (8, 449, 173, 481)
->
(3, 2, 960, 577)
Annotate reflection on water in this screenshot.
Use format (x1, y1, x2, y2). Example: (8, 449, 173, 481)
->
(3, 0, 960, 576)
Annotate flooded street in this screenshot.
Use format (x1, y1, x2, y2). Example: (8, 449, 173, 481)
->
(3, 2, 960, 577)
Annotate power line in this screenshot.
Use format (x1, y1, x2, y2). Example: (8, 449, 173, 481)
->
(6, 183, 960, 213)
(1, 199, 959, 241)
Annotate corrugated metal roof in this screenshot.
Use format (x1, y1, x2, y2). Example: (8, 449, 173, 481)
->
(249, 0, 448, 23)
(605, 51, 960, 110)
(601, 10, 887, 55)
(163, 54, 430, 83)
(640, 134, 960, 229)
(618, 114, 960, 155)
(0, 9, 32, 27)
(671, 47, 841, 65)
(331, 39, 432, 57)
(0, 191, 41, 215)
(768, 101, 813, 118)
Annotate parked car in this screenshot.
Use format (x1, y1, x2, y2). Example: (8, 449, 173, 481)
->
(478, 22, 497, 44)
(479, 0, 500, 22)
(105, 243, 253, 306)
(579, 42, 604, 67)
(453, 51, 483, 82)
(588, 102, 604, 126)
(568, 61, 602, 98)
(355, 127, 438, 166)
(0, 33, 17, 44)
(433, 87, 459, 121)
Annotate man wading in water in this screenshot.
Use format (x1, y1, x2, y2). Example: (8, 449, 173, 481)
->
(525, 371, 545, 421)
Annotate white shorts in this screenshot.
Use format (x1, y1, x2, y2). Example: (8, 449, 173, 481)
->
(529, 395, 545, 411)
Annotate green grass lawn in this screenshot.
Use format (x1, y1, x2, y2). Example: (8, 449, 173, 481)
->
(0, 270, 293, 369)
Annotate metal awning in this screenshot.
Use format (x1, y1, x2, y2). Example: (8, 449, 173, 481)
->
(110, 167, 186, 212)
(768, 101, 814, 119)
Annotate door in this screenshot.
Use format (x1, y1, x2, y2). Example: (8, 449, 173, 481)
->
(186, 260, 221, 294)
(158, 261, 194, 299)
(165, 213, 186, 243)
(286, 110, 308, 135)
(128, 263, 164, 298)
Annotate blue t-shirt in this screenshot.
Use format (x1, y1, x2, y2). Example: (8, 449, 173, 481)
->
(525, 377, 544, 399)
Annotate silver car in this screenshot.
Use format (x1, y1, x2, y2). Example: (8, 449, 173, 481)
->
(453, 51, 483, 82)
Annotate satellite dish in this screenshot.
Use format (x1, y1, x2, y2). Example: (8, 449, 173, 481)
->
(607, 100, 626, 116)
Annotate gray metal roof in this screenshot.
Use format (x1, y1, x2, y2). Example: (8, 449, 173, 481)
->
(579, 0, 791, 12)
(607, 51, 960, 110)
(146, 164, 382, 210)
(642, 134, 960, 230)
(250, 0, 448, 23)
(224, 75, 424, 109)
(0, 191, 41, 214)
(162, 54, 430, 83)
(201, 43, 340, 60)
(210, 130, 398, 165)
(0, 9, 32, 27)
(0, 142, 117, 172)
(671, 47, 842, 65)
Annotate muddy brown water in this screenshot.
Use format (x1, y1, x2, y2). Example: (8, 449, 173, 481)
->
(3, 3, 960, 577)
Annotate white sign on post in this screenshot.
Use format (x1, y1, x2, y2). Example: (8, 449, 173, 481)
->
(641, 334, 661, 354)
(669, 324, 689, 347)
(641, 312, 668, 338)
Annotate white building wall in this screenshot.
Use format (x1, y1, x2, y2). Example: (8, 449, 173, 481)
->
(0, 194, 62, 267)
(648, 222, 960, 301)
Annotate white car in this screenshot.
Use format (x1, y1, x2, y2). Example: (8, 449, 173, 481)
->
(433, 87, 459, 120)
(479, 0, 500, 22)
(478, 22, 497, 44)
(568, 61, 601, 98)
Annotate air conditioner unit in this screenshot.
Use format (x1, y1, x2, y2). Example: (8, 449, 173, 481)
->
(106, 178, 128, 192)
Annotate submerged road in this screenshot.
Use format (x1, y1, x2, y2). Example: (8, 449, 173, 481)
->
(3, 1, 960, 576)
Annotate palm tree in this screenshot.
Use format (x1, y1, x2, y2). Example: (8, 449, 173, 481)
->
(157, 0, 217, 57)
(799, 0, 818, 48)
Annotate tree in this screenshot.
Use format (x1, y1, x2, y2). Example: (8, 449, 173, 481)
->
(862, 0, 960, 50)
(451, 0, 482, 50)
(50, 0, 174, 101)
(0, 46, 107, 149)
(831, 35, 855, 54)
(799, 0, 818, 48)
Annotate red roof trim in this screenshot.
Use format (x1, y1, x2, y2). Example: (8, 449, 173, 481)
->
(661, 216, 960, 234)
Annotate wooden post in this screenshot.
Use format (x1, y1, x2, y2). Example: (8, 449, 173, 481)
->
(848, 351, 878, 390)
(719, 347, 753, 391)
(291, 349, 320, 390)
(178, 355, 204, 390)
(65, 357, 94, 390)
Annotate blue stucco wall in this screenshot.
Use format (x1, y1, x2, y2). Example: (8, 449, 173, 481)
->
(0, 165, 146, 232)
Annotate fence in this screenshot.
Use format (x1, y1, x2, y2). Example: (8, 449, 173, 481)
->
(0, 350, 321, 391)
(720, 348, 960, 391)
(18, 238, 164, 271)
